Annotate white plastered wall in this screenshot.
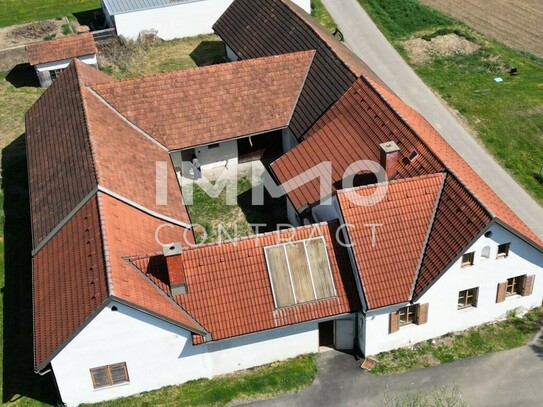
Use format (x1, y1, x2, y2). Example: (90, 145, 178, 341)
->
(51, 302, 319, 406)
(361, 223, 543, 355)
(35, 54, 97, 73)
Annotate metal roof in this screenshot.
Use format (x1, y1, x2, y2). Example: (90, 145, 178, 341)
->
(103, 0, 200, 15)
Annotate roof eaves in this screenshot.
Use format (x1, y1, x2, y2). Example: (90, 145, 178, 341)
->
(408, 172, 447, 301)
(493, 218, 543, 254)
(122, 259, 209, 336)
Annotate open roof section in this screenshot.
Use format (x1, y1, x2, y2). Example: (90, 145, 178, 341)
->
(131, 222, 358, 343)
(213, 0, 386, 140)
(92, 51, 315, 150)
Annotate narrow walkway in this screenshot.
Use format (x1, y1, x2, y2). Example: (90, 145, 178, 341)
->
(245, 329, 543, 406)
(322, 0, 543, 239)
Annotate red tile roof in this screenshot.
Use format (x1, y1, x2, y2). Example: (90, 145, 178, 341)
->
(338, 174, 445, 309)
(271, 77, 444, 211)
(131, 222, 358, 342)
(92, 51, 314, 149)
(26, 60, 189, 250)
(33, 196, 108, 370)
(26, 33, 96, 66)
(369, 78, 543, 248)
(213, 0, 386, 139)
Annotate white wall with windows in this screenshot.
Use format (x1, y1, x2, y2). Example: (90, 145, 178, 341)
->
(361, 223, 543, 356)
(51, 301, 319, 406)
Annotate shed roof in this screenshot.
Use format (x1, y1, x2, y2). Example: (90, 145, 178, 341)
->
(102, 0, 195, 15)
(25, 33, 96, 66)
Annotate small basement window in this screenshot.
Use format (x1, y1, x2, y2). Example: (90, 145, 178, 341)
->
(90, 362, 129, 389)
(458, 287, 478, 309)
(497, 243, 510, 258)
(461, 252, 475, 267)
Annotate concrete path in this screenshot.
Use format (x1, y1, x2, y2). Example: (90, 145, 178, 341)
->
(245, 330, 543, 406)
(322, 0, 543, 239)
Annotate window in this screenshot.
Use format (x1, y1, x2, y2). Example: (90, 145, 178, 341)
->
(399, 305, 416, 326)
(481, 246, 491, 260)
(497, 243, 510, 258)
(90, 362, 129, 389)
(407, 150, 419, 162)
(49, 68, 64, 81)
(506, 276, 523, 296)
(496, 275, 534, 302)
(461, 252, 475, 267)
(207, 143, 220, 149)
(458, 288, 478, 309)
(389, 303, 429, 333)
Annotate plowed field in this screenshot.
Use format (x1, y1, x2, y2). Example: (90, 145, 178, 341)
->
(420, 0, 543, 57)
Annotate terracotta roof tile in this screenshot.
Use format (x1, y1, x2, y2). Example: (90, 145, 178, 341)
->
(26, 33, 96, 65)
(369, 79, 542, 247)
(337, 174, 445, 309)
(92, 51, 314, 149)
(213, 0, 386, 139)
(132, 222, 358, 342)
(33, 196, 108, 370)
(271, 77, 445, 210)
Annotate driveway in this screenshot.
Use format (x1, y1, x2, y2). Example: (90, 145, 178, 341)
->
(245, 329, 543, 406)
(321, 0, 543, 240)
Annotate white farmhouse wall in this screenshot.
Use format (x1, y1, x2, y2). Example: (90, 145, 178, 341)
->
(362, 223, 543, 355)
(51, 302, 318, 406)
(110, 0, 311, 40)
(35, 54, 97, 73)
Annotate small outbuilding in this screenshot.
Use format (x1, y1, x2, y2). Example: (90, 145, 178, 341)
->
(26, 33, 97, 87)
(100, 0, 311, 40)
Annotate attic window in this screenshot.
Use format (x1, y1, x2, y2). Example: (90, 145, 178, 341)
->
(264, 237, 336, 308)
(407, 150, 419, 162)
(497, 243, 510, 258)
(461, 252, 475, 267)
(90, 362, 129, 389)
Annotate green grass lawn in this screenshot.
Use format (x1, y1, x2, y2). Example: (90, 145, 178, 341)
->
(0, 0, 101, 27)
(311, 0, 336, 32)
(84, 354, 316, 407)
(358, 0, 543, 204)
(373, 307, 543, 374)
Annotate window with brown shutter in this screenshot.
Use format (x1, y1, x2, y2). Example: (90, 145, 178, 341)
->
(522, 275, 535, 296)
(389, 311, 400, 334)
(496, 282, 507, 303)
(90, 362, 129, 389)
(506, 275, 523, 296)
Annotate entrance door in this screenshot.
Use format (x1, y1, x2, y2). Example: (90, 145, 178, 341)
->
(318, 321, 334, 347)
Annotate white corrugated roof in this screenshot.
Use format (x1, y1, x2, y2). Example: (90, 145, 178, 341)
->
(103, 0, 199, 15)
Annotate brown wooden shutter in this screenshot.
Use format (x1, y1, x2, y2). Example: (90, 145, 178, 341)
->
(496, 282, 507, 303)
(416, 303, 429, 325)
(522, 275, 535, 296)
(472, 288, 479, 307)
(389, 311, 400, 334)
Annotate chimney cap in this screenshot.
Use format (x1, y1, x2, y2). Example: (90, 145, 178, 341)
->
(379, 141, 400, 153)
(163, 242, 183, 257)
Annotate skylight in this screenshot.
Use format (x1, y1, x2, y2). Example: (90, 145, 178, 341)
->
(264, 237, 336, 308)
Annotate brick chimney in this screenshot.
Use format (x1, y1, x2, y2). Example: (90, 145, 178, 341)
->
(379, 141, 400, 180)
(163, 242, 187, 296)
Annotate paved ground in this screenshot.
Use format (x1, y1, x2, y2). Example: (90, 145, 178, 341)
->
(244, 329, 543, 406)
(322, 0, 543, 240)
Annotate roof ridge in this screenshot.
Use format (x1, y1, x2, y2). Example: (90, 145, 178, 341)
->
(337, 172, 444, 196)
(93, 49, 316, 87)
(362, 75, 495, 219)
(74, 61, 102, 185)
(285, 50, 316, 125)
(409, 172, 447, 301)
(124, 258, 208, 335)
(96, 192, 115, 295)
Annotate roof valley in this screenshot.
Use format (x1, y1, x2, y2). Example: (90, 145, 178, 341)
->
(96, 192, 115, 296)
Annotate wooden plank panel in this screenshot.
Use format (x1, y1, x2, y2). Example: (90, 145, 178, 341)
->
(265, 246, 295, 307)
(306, 238, 335, 298)
(286, 242, 315, 303)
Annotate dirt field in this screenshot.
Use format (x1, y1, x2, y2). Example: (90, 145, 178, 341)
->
(420, 0, 543, 57)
